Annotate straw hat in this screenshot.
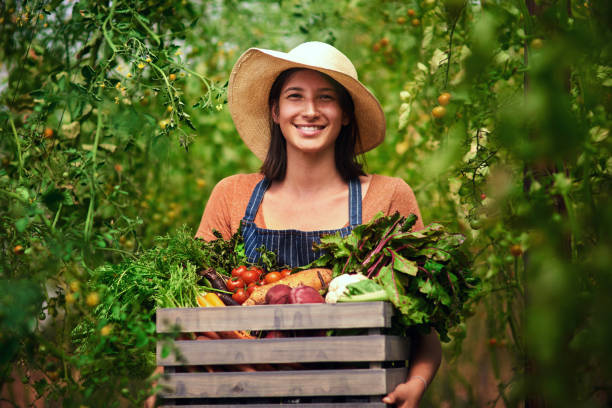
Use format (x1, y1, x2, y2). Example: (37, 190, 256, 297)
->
(227, 41, 386, 161)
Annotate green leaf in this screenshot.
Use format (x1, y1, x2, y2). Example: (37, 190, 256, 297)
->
(389, 249, 419, 276)
(338, 279, 388, 302)
(81, 65, 95, 79)
(15, 218, 29, 232)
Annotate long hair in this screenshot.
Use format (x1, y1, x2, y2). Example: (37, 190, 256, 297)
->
(261, 68, 365, 181)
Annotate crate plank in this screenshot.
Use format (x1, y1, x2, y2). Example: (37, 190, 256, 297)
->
(160, 403, 385, 408)
(157, 335, 410, 365)
(159, 367, 408, 399)
(156, 302, 393, 333)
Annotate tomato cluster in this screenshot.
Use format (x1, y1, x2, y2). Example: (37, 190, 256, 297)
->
(226, 266, 292, 304)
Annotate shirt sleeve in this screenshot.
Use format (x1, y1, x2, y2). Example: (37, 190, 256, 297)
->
(195, 177, 235, 241)
(388, 178, 425, 231)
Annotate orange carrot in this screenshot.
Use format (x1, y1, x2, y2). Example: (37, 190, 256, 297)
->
(198, 331, 222, 340)
(218, 330, 255, 340)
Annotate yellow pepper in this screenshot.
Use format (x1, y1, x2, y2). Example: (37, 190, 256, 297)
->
(196, 292, 225, 307)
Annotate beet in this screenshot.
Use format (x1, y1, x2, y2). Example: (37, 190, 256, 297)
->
(265, 284, 292, 304)
(264, 330, 286, 338)
(289, 285, 325, 304)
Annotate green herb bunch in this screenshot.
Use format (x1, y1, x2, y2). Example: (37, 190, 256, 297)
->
(72, 226, 279, 384)
(311, 212, 481, 341)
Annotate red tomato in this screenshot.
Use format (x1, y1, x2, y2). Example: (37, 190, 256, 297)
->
(226, 277, 244, 292)
(264, 272, 282, 284)
(231, 265, 248, 278)
(242, 270, 259, 285)
(232, 288, 248, 304)
(280, 269, 292, 278)
(249, 266, 264, 278)
(247, 282, 257, 296)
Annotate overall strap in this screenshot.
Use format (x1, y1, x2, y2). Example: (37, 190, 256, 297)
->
(243, 177, 270, 222)
(348, 177, 362, 226)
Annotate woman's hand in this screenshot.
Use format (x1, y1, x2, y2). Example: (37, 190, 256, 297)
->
(381, 376, 427, 408)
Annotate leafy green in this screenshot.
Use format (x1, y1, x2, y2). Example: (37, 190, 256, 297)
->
(311, 212, 481, 341)
(337, 279, 388, 303)
(74, 226, 281, 378)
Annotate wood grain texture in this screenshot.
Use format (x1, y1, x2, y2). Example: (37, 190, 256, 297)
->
(157, 335, 410, 365)
(159, 367, 408, 399)
(160, 403, 386, 408)
(156, 302, 393, 333)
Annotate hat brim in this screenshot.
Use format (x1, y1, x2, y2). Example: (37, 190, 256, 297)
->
(228, 47, 386, 161)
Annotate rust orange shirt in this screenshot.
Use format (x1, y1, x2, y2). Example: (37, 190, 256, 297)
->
(195, 173, 424, 241)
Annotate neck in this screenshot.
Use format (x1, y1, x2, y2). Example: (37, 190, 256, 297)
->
(280, 149, 345, 196)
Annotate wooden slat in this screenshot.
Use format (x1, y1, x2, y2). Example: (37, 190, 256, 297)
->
(160, 403, 385, 408)
(157, 335, 410, 365)
(156, 302, 393, 333)
(159, 367, 408, 399)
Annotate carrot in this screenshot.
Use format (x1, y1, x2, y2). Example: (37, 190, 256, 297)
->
(242, 268, 333, 306)
(218, 330, 255, 340)
(195, 335, 212, 340)
(198, 331, 221, 340)
(234, 364, 257, 372)
(196, 295, 253, 339)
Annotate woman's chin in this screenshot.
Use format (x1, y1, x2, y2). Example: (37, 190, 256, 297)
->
(288, 143, 334, 157)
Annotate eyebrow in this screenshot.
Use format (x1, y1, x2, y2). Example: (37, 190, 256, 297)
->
(283, 86, 337, 93)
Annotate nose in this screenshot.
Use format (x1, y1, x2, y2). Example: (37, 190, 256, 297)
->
(302, 98, 319, 118)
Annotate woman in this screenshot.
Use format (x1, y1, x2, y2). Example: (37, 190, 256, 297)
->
(196, 41, 441, 408)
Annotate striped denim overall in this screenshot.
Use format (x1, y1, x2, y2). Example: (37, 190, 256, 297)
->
(240, 177, 362, 268)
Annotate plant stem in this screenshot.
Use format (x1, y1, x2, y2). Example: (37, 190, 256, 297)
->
(102, 2, 118, 54)
(150, 62, 177, 116)
(0, 188, 26, 202)
(134, 12, 160, 46)
(444, 15, 459, 90)
(9, 116, 24, 181)
(178, 65, 212, 95)
(561, 191, 578, 263)
(84, 108, 103, 240)
(51, 203, 63, 232)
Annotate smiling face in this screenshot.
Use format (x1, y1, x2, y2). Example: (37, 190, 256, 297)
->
(272, 69, 349, 158)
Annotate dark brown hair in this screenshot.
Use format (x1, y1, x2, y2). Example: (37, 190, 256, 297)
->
(260, 68, 365, 181)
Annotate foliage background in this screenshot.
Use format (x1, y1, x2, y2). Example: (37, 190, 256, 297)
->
(1, 0, 611, 406)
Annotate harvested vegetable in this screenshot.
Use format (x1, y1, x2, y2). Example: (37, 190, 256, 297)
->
(289, 285, 325, 304)
(325, 273, 368, 303)
(242, 268, 332, 306)
(74, 226, 277, 377)
(336, 279, 389, 303)
(265, 284, 292, 304)
(309, 212, 480, 341)
(197, 292, 226, 307)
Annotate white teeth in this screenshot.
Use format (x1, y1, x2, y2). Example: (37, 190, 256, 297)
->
(297, 125, 324, 131)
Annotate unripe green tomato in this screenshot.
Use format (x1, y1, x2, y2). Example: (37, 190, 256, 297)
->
(443, 0, 466, 17)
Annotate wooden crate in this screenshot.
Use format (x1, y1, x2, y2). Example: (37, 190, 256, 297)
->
(156, 302, 410, 407)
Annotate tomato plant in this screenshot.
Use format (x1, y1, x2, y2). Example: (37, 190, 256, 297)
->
(1, 0, 610, 406)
